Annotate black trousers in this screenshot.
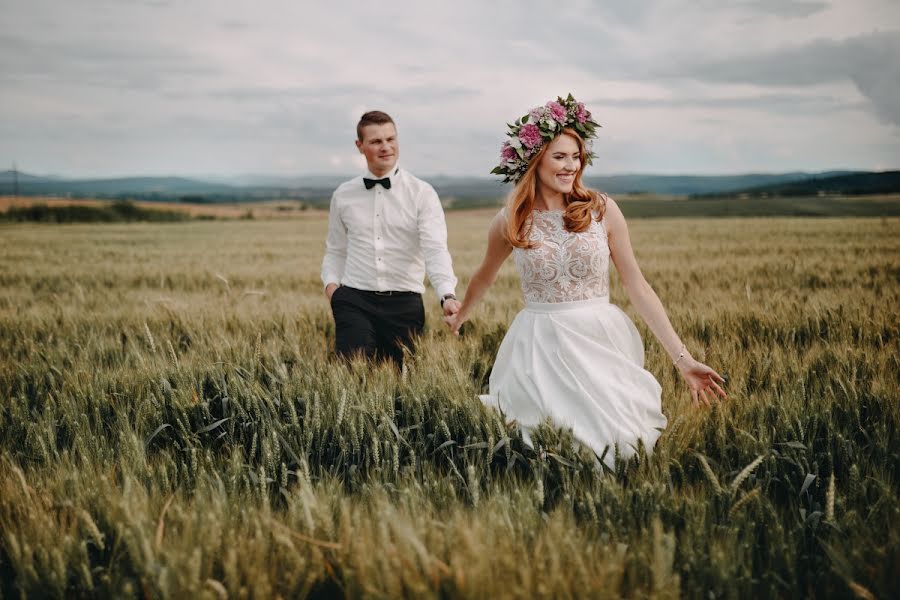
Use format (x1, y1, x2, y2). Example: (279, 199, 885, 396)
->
(330, 286, 425, 365)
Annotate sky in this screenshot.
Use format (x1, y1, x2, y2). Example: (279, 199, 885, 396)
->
(1, 0, 899, 178)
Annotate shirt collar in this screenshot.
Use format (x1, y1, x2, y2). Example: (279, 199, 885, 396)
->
(364, 164, 401, 180)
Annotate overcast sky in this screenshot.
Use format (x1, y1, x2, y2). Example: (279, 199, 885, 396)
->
(1, 0, 898, 178)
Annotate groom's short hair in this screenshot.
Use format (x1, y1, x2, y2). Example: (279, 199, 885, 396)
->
(357, 111, 395, 141)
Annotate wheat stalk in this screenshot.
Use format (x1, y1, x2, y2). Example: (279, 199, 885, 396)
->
(467, 464, 480, 507)
(695, 453, 722, 494)
(826, 472, 836, 523)
(730, 455, 765, 494)
(143, 322, 156, 353)
(729, 488, 760, 520)
(166, 339, 178, 368)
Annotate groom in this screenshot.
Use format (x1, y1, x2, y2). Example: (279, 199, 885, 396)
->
(321, 110, 461, 364)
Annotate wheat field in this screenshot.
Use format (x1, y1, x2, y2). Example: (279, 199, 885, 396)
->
(0, 211, 897, 598)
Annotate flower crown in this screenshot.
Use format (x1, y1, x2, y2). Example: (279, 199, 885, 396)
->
(491, 94, 600, 184)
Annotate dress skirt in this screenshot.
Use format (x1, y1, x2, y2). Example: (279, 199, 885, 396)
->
(478, 297, 667, 469)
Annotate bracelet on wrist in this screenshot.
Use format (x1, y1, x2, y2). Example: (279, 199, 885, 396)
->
(440, 293, 457, 308)
(673, 344, 687, 367)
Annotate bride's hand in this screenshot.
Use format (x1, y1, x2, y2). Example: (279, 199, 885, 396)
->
(443, 312, 466, 336)
(678, 358, 728, 407)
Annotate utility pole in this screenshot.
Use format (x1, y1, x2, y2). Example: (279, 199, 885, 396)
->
(12, 162, 19, 199)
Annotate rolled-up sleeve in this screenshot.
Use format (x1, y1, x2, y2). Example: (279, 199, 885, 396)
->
(321, 192, 347, 288)
(417, 186, 457, 299)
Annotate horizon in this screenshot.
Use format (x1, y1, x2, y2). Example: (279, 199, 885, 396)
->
(2, 166, 889, 183)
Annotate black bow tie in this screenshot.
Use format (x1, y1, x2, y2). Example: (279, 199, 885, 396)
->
(363, 177, 391, 190)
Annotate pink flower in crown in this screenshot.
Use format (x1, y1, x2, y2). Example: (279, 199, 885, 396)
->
(546, 101, 567, 123)
(500, 142, 518, 162)
(517, 122, 543, 149)
(529, 106, 545, 120)
(574, 102, 589, 124)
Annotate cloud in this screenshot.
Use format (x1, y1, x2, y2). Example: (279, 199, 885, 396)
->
(590, 93, 865, 115)
(220, 21, 249, 31)
(845, 34, 900, 126)
(0, 32, 219, 90)
(735, 0, 829, 18)
(668, 31, 900, 125)
(600, 0, 829, 27)
(210, 84, 478, 106)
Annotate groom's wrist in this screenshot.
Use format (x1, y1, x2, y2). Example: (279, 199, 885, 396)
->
(440, 293, 457, 308)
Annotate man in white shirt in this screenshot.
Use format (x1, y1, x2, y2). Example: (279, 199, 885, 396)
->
(321, 110, 461, 365)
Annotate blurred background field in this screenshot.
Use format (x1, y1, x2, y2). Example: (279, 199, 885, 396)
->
(3, 192, 900, 222)
(0, 211, 898, 598)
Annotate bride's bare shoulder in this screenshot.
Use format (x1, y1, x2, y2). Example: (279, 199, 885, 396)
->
(596, 191, 618, 210)
(487, 207, 513, 248)
(595, 192, 619, 212)
(491, 206, 510, 227)
(597, 193, 627, 235)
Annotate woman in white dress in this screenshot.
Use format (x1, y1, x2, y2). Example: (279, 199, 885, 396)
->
(444, 95, 727, 468)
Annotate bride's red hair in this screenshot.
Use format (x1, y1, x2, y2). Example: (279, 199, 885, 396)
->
(505, 128, 605, 249)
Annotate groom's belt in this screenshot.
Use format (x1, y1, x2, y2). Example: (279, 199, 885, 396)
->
(347, 287, 420, 297)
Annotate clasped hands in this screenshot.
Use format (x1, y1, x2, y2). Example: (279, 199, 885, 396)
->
(442, 299, 463, 335)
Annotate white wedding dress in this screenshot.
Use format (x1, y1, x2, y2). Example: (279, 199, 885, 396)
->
(479, 208, 667, 469)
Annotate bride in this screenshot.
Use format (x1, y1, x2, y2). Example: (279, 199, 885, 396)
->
(444, 95, 727, 468)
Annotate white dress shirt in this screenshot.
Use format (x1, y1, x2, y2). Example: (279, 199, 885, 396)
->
(321, 166, 457, 299)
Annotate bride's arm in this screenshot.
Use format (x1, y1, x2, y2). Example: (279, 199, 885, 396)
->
(604, 197, 727, 405)
(445, 211, 512, 335)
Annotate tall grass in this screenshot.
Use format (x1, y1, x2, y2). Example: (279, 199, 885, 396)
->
(0, 214, 897, 598)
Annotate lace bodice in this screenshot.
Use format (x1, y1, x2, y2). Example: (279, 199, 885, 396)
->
(513, 209, 610, 303)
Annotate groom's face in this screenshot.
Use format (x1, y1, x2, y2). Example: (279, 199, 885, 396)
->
(356, 123, 399, 176)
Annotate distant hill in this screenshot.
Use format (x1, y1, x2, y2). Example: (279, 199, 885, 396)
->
(715, 170, 900, 197)
(209, 174, 351, 188)
(1, 175, 240, 197)
(585, 172, 860, 196)
(1, 169, 896, 205)
(0, 170, 60, 183)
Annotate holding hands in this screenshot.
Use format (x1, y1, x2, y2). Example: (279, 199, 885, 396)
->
(443, 309, 465, 336)
(442, 298, 463, 334)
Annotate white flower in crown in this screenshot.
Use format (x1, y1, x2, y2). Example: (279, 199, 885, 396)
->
(584, 138, 594, 154)
(491, 93, 601, 184)
(529, 106, 547, 121)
